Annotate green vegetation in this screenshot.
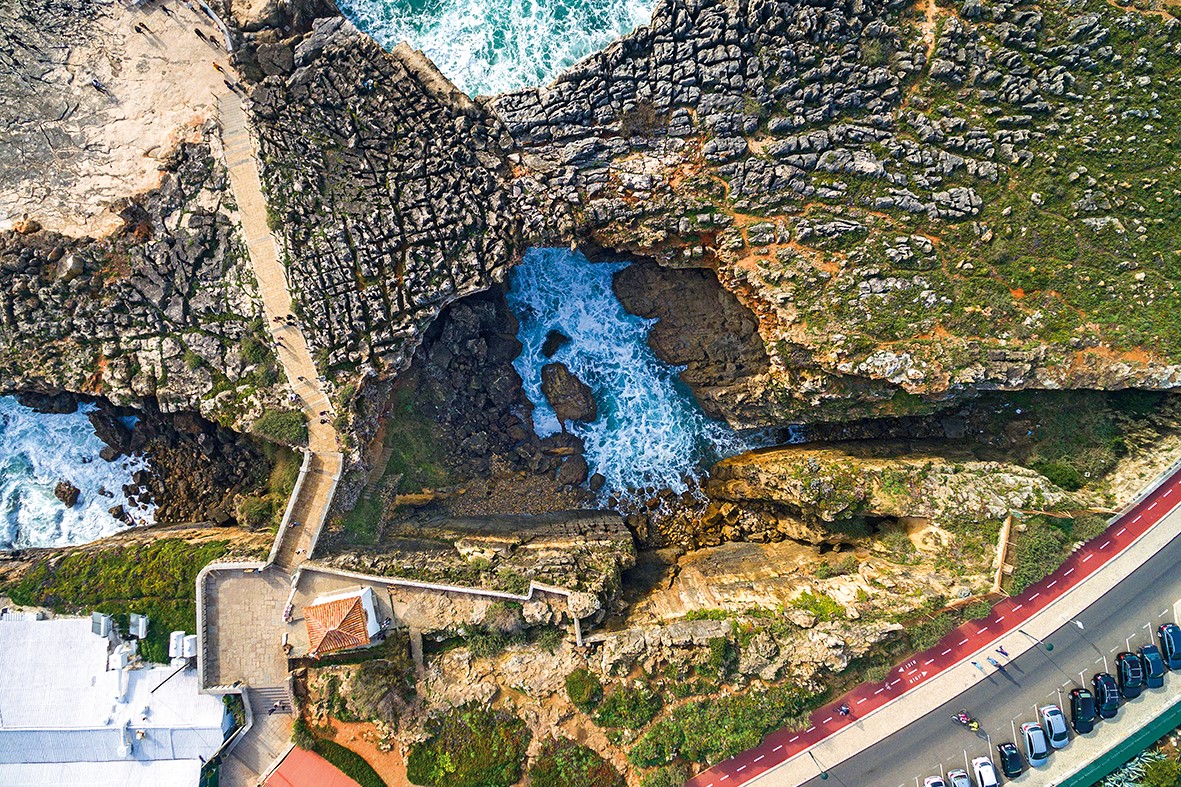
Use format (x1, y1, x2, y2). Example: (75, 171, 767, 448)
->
(1008, 513, 1110, 595)
(382, 386, 449, 492)
(566, 668, 604, 712)
(629, 683, 817, 767)
(405, 704, 530, 787)
(252, 408, 308, 446)
(791, 590, 845, 622)
(594, 681, 662, 729)
(5, 539, 229, 662)
(292, 717, 317, 750)
(528, 736, 625, 787)
(311, 739, 387, 787)
(235, 442, 300, 529)
(907, 613, 958, 652)
(815, 554, 859, 580)
(1143, 757, 1181, 787)
(639, 764, 691, 787)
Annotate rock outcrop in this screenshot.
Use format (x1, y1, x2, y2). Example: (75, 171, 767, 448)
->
(703, 441, 1072, 544)
(540, 362, 597, 425)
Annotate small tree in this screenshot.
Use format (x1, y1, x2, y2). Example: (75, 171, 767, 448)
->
(565, 668, 603, 712)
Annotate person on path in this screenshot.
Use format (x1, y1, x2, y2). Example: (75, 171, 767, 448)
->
(971, 660, 984, 671)
(996, 645, 1009, 657)
(837, 703, 851, 717)
(987, 657, 1001, 668)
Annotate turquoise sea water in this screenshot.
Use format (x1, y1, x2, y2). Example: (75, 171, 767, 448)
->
(0, 396, 152, 549)
(337, 0, 655, 95)
(506, 248, 752, 495)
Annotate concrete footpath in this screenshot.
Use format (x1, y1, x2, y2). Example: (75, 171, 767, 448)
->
(690, 463, 1181, 787)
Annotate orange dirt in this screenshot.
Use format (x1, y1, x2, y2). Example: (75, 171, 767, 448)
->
(319, 718, 409, 787)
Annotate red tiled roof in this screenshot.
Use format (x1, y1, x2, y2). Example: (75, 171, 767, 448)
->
(266, 746, 361, 787)
(304, 594, 370, 656)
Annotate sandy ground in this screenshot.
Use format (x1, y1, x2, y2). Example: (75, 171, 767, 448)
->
(319, 718, 410, 787)
(0, 0, 234, 237)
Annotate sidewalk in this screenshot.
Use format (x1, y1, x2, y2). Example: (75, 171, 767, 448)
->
(688, 461, 1181, 787)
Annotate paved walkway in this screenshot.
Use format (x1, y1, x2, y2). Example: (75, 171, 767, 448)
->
(688, 461, 1181, 787)
(219, 92, 340, 572)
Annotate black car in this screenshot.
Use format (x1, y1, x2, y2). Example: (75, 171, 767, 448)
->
(1117, 651, 1145, 699)
(1140, 644, 1167, 688)
(997, 741, 1024, 778)
(1159, 623, 1181, 670)
(1093, 672, 1120, 718)
(1069, 687, 1096, 733)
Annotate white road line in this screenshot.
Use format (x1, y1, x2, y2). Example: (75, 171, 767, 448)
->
(924, 659, 935, 666)
(1031, 593, 1041, 600)
(1134, 515, 1143, 522)
(823, 717, 833, 723)
(720, 776, 729, 782)
(979, 626, 989, 633)
(1083, 554, 1094, 562)
(773, 745, 783, 752)
(997, 615, 1006, 621)
(875, 688, 885, 695)
(1111, 646, 1120, 653)
(942, 649, 952, 655)
(1013, 604, 1024, 611)
(1163, 610, 1170, 617)
(1101, 541, 1111, 549)
(1064, 569, 1075, 576)
(1149, 501, 1158, 510)
(1116, 528, 1127, 536)
(857, 698, 868, 704)
(959, 639, 969, 645)
(754, 755, 765, 763)
(789, 736, 800, 743)
(806, 727, 816, 733)
(737, 766, 746, 773)
(1047, 581, 1057, 588)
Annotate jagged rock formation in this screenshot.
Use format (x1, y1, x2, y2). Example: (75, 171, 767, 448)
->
(247, 18, 521, 382)
(703, 441, 1071, 544)
(0, 141, 287, 432)
(491, 0, 1181, 426)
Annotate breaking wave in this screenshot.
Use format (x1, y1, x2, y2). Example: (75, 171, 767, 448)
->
(507, 247, 752, 496)
(0, 396, 154, 549)
(337, 0, 655, 96)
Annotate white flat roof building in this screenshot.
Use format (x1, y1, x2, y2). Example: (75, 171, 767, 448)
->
(0, 617, 229, 786)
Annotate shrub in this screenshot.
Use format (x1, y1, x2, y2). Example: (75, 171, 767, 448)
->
(640, 764, 690, 787)
(292, 717, 316, 750)
(405, 704, 530, 787)
(252, 408, 308, 446)
(4, 539, 228, 662)
(815, 554, 858, 580)
(565, 668, 603, 712)
(908, 613, 957, 652)
(528, 736, 624, 787)
(1009, 521, 1068, 595)
(961, 600, 993, 621)
(1031, 460, 1083, 491)
(313, 739, 387, 787)
(1143, 757, 1181, 787)
(629, 683, 817, 767)
(594, 681, 662, 729)
(792, 591, 845, 622)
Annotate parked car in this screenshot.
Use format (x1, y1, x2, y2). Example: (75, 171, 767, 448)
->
(1092, 672, 1120, 718)
(1117, 651, 1145, 699)
(947, 769, 972, 787)
(1159, 623, 1181, 670)
(1069, 687, 1096, 733)
(1021, 721, 1051, 767)
(997, 741, 1024, 777)
(924, 777, 948, 787)
(1141, 643, 1167, 688)
(972, 756, 1001, 787)
(1039, 704, 1070, 748)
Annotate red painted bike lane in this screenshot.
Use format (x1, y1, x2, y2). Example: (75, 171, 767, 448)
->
(686, 465, 1181, 787)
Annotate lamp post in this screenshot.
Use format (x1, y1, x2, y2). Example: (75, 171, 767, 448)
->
(1018, 628, 1053, 651)
(808, 751, 829, 780)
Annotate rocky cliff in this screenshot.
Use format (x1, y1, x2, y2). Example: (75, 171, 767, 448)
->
(492, 0, 1181, 425)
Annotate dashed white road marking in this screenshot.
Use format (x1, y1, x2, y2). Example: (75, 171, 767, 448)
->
(1083, 554, 1094, 563)
(1116, 528, 1127, 536)
(773, 745, 783, 752)
(1101, 541, 1111, 550)
(789, 736, 800, 743)
(1064, 569, 1075, 576)
(942, 649, 952, 656)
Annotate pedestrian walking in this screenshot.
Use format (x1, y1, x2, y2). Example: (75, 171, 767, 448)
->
(837, 703, 850, 717)
(987, 657, 1001, 668)
(996, 645, 1009, 658)
(971, 660, 984, 671)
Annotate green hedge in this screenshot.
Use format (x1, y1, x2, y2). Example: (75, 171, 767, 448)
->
(5, 539, 228, 662)
(566, 668, 603, 712)
(313, 739, 386, 787)
(405, 704, 530, 787)
(252, 408, 308, 446)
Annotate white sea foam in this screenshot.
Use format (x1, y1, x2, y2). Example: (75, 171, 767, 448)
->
(506, 247, 753, 496)
(337, 0, 655, 96)
(0, 396, 154, 549)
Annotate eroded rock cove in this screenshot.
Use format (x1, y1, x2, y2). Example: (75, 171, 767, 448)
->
(2, 0, 1181, 782)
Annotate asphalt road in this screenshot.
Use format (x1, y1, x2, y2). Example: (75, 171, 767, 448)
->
(800, 527, 1181, 787)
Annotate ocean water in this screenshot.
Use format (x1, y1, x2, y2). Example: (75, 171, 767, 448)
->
(0, 396, 154, 549)
(337, 0, 655, 96)
(507, 247, 752, 495)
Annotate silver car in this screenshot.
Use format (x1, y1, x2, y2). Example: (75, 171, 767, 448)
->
(1039, 704, 1070, 749)
(947, 768, 972, 787)
(1022, 721, 1051, 767)
(972, 756, 1001, 787)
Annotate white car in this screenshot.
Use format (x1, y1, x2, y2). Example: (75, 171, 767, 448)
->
(972, 756, 1001, 787)
(947, 768, 972, 787)
(924, 778, 948, 787)
(1039, 704, 1070, 749)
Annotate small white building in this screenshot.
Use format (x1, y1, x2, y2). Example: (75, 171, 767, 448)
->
(0, 617, 230, 786)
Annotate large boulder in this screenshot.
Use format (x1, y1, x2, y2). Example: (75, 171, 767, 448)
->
(541, 363, 597, 425)
(54, 481, 80, 507)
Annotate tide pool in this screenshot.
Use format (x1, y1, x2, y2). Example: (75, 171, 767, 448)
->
(0, 396, 153, 549)
(506, 247, 753, 496)
(337, 0, 654, 96)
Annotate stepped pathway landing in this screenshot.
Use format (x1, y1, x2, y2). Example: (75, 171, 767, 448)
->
(219, 93, 341, 571)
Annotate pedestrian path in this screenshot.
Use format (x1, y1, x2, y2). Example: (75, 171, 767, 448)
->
(687, 460, 1181, 787)
(218, 92, 340, 572)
